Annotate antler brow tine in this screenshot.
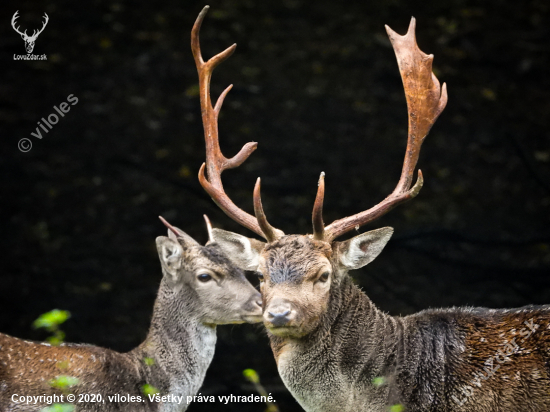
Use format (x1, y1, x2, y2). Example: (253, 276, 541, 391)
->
(322, 17, 447, 242)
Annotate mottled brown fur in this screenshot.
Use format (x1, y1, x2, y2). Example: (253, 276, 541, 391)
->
(449, 307, 550, 410)
(0, 334, 149, 410)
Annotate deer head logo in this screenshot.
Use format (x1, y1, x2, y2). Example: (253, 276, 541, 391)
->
(11, 11, 49, 54)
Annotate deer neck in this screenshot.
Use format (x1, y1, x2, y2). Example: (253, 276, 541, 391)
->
(270, 275, 405, 412)
(130, 278, 217, 406)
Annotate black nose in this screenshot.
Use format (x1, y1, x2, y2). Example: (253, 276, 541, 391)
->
(267, 309, 291, 327)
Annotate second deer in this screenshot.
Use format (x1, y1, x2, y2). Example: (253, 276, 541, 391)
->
(192, 6, 550, 412)
(0, 217, 262, 412)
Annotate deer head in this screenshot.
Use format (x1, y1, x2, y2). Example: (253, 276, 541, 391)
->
(191, 7, 446, 338)
(11, 11, 49, 54)
(157, 216, 262, 325)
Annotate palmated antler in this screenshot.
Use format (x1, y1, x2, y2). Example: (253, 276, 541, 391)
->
(192, 6, 283, 242)
(313, 17, 447, 242)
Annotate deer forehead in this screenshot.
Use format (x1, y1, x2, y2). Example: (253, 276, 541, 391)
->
(197, 244, 245, 277)
(260, 235, 332, 283)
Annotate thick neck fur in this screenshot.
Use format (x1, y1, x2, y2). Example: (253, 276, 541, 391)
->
(0, 277, 215, 412)
(130, 277, 216, 411)
(270, 271, 550, 412)
(270, 275, 405, 412)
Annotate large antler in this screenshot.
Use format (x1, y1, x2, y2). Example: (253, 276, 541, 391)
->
(192, 6, 283, 241)
(315, 17, 447, 242)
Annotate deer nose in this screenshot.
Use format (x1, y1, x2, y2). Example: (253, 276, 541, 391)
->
(268, 310, 291, 327)
(265, 301, 292, 327)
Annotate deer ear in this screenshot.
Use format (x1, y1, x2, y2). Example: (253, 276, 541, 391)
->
(156, 237, 184, 286)
(335, 227, 393, 270)
(211, 229, 265, 271)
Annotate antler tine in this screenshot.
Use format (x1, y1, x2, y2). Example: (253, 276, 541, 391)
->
(203, 214, 215, 243)
(253, 178, 283, 242)
(323, 17, 447, 242)
(193, 6, 282, 240)
(159, 216, 183, 238)
(312, 172, 326, 240)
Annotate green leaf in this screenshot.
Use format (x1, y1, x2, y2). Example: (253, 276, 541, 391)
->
(40, 403, 75, 412)
(243, 368, 260, 384)
(143, 357, 155, 366)
(48, 375, 80, 389)
(33, 310, 71, 330)
(372, 376, 386, 387)
(389, 404, 405, 412)
(141, 384, 160, 396)
(47, 330, 66, 346)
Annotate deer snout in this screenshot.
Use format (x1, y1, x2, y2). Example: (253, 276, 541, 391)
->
(265, 299, 293, 327)
(241, 291, 263, 324)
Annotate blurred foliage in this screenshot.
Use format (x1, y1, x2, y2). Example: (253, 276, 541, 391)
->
(141, 383, 161, 396)
(243, 369, 279, 412)
(143, 356, 156, 366)
(372, 376, 386, 387)
(33, 309, 70, 330)
(33, 309, 71, 345)
(40, 405, 75, 412)
(48, 375, 80, 390)
(243, 368, 260, 384)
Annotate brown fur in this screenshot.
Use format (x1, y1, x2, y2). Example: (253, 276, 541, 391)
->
(0, 334, 147, 410)
(450, 307, 550, 410)
(213, 229, 550, 411)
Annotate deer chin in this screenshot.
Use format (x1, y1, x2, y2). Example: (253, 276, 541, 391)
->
(266, 324, 309, 339)
(204, 312, 262, 325)
(241, 313, 263, 324)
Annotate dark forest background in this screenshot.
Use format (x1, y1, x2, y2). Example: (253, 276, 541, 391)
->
(1, 0, 549, 411)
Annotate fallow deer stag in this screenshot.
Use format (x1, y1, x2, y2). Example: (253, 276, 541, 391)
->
(0, 217, 262, 412)
(192, 6, 550, 412)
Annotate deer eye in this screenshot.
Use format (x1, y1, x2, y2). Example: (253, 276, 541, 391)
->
(318, 271, 330, 283)
(197, 273, 212, 282)
(256, 272, 264, 281)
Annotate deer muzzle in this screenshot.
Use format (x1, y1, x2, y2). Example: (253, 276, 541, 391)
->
(265, 298, 294, 328)
(241, 291, 263, 323)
